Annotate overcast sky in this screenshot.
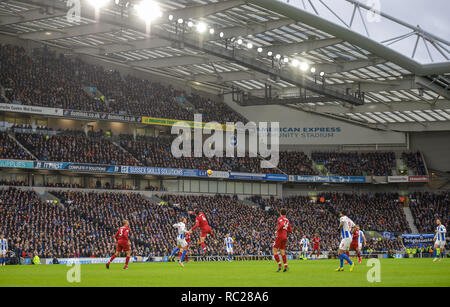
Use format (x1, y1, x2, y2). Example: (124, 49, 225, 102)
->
(286, 0, 450, 63)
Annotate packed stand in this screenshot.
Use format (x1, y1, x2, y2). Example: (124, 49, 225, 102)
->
(0, 132, 33, 160)
(15, 129, 141, 166)
(401, 152, 427, 175)
(409, 192, 449, 233)
(311, 151, 396, 176)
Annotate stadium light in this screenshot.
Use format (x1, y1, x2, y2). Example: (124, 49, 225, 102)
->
(219, 32, 224, 38)
(196, 22, 207, 33)
(247, 43, 253, 49)
(311, 67, 316, 73)
(177, 18, 183, 24)
(88, 0, 110, 8)
(237, 39, 243, 45)
(187, 21, 194, 27)
(292, 59, 299, 67)
(135, 0, 163, 23)
(283, 57, 289, 63)
(168, 14, 173, 21)
(275, 54, 281, 60)
(267, 51, 273, 57)
(209, 28, 215, 35)
(300, 62, 309, 71)
(257, 47, 263, 53)
(320, 71, 325, 76)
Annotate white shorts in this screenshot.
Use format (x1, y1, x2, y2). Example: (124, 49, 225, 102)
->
(226, 248, 233, 254)
(302, 247, 308, 252)
(177, 238, 188, 248)
(358, 243, 362, 251)
(435, 240, 446, 249)
(0, 250, 6, 255)
(339, 238, 352, 251)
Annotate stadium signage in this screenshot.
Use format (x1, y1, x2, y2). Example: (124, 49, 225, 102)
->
(408, 176, 429, 182)
(35, 161, 119, 173)
(63, 110, 141, 123)
(295, 175, 366, 183)
(55, 257, 133, 264)
(401, 234, 434, 246)
(0, 103, 63, 116)
(142, 116, 234, 131)
(388, 176, 409, 183)
(0, 159, 34, 169)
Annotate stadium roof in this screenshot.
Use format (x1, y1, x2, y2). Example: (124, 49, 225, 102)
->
(0, 0, 449, 131)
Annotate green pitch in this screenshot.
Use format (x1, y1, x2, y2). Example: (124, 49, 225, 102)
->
(1, 259, 449, 287)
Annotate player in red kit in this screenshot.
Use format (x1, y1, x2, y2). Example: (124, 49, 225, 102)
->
(273, 208, 292, 272)
(188, 209, 216, 254)
(312, 233, 321, 258)
(346, 226, 359, 263)
(106, 220, 131, 270)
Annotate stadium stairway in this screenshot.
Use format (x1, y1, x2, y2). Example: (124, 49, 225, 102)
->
(403, 206, 419, 233)
(7, 132, 38, 160)
(34, 187, 65, 209)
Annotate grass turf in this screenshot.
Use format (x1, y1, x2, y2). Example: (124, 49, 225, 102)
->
(0, 258, 449, 287)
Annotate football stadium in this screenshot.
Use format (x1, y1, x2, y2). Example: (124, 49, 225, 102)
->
(0, 0, 449, 291)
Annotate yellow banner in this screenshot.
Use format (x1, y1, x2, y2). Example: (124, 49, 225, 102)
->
(141, 117, 234, 131)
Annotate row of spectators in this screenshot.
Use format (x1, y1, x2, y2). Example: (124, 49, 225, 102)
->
(1, 128, 429, 176)
(0, 44, 246, 123)
(311, 151, 396, 176)
(401, 152, 427, 175)
(1, 188, 414, 259)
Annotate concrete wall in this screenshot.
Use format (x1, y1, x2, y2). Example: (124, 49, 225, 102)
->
(410, 131, 450, 172)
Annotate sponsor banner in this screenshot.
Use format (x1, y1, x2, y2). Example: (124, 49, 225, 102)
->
(198, 170, 230, 179)
(142, 117, 234, 131)
(229, 172, 267, 180)
(121, 166, 196, 177)
(402, 234, 435, 246)
(382, 231, 396, 240)
(35, 161, 119, 173)
(0, 103, 63, 116)
(296, 175, 366, 183)
(0, 159, 34, 169)
(388, 176, 409, 183)
(265, 174, 288, 181)
(56, 257, 134, 265)
(408, 176, 429, 182)
(63, 110, 140, 122)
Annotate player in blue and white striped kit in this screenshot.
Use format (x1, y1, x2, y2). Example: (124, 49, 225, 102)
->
(433, 219, 446, 262)
(224, 234, 234, 261)
(169, 218, 189, 267)
(336, 213, 355, 272)
(0, 234, 7, 266)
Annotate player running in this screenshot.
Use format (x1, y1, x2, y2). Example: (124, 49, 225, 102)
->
(433, 218, 446, 262)
(169, 218, 189, 267)
(356, 226, 366, 264)
(187, 209, 216, 254)
(106, 220, 131, 270)
(312, 233, 321, 259)
(224, 234, 234, 261)
(336, 213, 355, 272)
(0, 234, 7, 266)
(299, 235, 310, 260)
(273, 208, 292, 272)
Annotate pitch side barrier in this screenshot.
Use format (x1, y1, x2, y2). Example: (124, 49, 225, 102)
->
(0, 159, 430, 183)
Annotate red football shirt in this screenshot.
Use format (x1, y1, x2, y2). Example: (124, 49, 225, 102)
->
(276, 216, 292, 240)
(312, 237, 321, 246)
(115, 226, 130, 243)
(191, 212, 209, 231)
(351, 231, 359, 245)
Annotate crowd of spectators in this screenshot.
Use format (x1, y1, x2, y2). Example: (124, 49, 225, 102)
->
(409, 192, 449, 233)
(15, 129, 141, 166)
(401, 152, 427, 175)
(0, 132, 33, 160)
(0, 44, 247, 124)
(1, 188, 415, 259)
(311, 151, 396, 176)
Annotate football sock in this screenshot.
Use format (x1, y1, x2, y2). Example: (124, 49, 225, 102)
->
(181, 251, 187, 262)
(441, 249, 445, 258)
(339, 254, 344, 267)
(125, 256, 130, 266)
(282, 255, 287, 267)
(274, 254, 281, 267)
(357, 252, 361, 259)
(178, 252, 182, 259)
(108, 254, 117, 264)
(342, 253, 353, 265)
(201, 242, 206, 253)
(228, 254, 232, 261)
(434, 249, 437, 258)
(170, 248, 179, 258)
